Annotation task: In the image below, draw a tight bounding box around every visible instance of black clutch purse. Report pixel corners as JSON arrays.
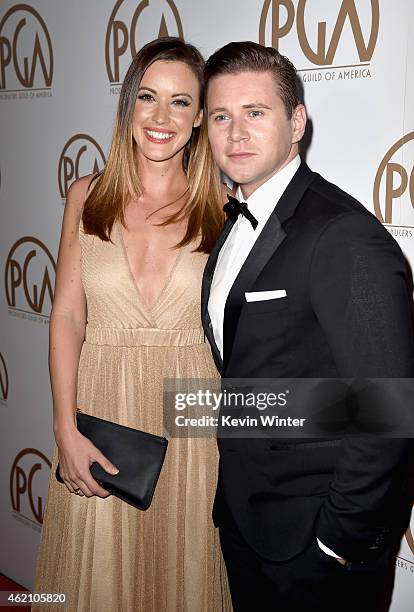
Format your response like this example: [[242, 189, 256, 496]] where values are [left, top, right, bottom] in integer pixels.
[[55, 412, 168, 510]]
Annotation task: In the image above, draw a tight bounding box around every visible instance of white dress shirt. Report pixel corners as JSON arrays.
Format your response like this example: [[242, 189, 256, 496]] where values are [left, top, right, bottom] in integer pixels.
[[208, 154, 344, 563], [208, 155, 300, 359]]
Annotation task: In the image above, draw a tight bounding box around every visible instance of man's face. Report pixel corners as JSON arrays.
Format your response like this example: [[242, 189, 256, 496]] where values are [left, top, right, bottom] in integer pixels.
[[207, 71, 306, 198]]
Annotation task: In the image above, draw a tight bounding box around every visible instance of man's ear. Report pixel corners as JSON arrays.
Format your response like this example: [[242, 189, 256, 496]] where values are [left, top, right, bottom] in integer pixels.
[[291, 104, 307, 144], [193, 108, 203, 128]]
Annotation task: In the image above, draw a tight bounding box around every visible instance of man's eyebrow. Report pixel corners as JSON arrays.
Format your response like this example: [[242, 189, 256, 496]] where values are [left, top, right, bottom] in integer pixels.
[[208, 107, 228, 116], [208, 102, 272, 116], [242, 103, 272, 110]]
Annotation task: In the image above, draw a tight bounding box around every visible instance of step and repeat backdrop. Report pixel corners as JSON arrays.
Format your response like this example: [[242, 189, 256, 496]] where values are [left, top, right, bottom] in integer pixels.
[[0, 0, 413, 608]]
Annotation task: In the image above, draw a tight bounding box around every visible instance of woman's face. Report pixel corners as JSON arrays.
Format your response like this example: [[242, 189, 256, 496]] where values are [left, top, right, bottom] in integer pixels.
[[132, 59, 202, 163]]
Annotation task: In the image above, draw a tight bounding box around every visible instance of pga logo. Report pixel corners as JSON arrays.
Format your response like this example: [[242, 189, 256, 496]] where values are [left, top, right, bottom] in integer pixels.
[[5, 237, 55, 317], [10, 448, 51, 525], [106, 0, 183, 84], [58, 134, 106, 200], [373, 132, 414, 226], [0, 4, 53, 90], [259, 0, 379, 69]]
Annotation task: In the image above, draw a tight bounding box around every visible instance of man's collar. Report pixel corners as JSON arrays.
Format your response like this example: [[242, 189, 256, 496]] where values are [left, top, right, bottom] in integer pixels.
[[235, 155, 301, 226]]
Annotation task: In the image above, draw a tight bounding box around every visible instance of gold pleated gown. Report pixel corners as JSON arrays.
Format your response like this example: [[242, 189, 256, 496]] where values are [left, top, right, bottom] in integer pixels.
[[33, 221, 232, 612]]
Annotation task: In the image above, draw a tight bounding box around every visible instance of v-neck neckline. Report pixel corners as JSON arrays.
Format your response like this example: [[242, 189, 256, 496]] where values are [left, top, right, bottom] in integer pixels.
[[117, 221, 185, 313]]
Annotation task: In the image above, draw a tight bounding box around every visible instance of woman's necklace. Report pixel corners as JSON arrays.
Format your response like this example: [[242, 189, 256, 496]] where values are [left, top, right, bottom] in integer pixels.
[[144, 185, 190, 222]]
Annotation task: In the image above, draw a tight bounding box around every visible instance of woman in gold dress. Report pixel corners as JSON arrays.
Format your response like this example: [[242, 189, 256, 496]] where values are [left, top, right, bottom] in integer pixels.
[[34, 37, 231, 612]]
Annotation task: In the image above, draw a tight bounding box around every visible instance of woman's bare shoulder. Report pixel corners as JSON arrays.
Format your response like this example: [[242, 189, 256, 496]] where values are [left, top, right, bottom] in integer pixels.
[[65, 174, 99, 226], [67, 173, 97, 206]]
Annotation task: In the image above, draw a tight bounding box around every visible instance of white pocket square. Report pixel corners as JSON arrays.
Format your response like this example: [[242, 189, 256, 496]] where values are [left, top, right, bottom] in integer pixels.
[[245, 290, 287, 302]]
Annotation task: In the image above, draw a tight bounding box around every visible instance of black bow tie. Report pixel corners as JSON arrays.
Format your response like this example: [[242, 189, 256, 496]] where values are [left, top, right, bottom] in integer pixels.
[[223, 195, 258, 230]]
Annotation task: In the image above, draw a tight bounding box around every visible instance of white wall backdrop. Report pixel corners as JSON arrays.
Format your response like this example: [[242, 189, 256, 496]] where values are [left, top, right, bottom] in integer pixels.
[[0, 1, 413, 608]]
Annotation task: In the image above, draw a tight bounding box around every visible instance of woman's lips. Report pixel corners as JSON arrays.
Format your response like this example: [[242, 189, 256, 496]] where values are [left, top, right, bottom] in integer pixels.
[[144, 128, 176, 144]]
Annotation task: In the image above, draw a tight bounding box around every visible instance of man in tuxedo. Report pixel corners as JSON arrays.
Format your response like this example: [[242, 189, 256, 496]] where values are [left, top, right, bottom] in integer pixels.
[[202, 41, 414, 611]]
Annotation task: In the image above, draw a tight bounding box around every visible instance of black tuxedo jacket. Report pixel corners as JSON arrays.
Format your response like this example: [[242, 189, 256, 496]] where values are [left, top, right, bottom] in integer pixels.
[[201, 161, 414, 562]]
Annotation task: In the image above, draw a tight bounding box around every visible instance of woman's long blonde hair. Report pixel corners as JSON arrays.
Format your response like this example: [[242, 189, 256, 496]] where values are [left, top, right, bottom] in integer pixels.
[[82, 37, 223, 253]]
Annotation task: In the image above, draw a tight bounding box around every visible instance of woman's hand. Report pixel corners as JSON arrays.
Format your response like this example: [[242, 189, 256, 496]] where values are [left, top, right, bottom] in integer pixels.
[[56, 426, 119, 498]]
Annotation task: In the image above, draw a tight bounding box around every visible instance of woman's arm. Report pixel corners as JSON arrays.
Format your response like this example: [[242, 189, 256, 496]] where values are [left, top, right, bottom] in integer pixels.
[[50, 177, 88, 436], [51, 175, 118, 497]]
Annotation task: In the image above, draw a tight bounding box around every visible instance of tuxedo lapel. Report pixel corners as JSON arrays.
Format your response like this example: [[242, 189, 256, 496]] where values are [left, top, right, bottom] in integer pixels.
[[222, 161, 315, 370], [222, 213, 286, 369], [201, 219, 234, 372]]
